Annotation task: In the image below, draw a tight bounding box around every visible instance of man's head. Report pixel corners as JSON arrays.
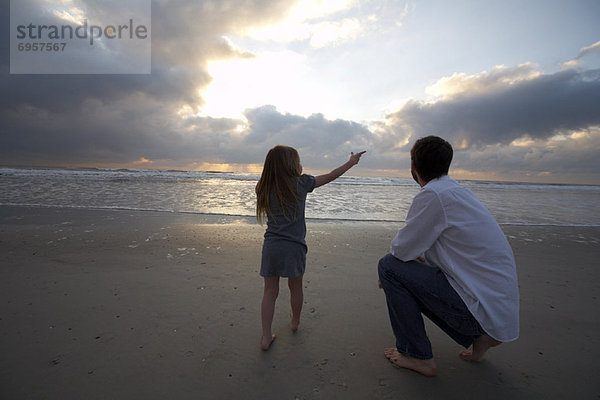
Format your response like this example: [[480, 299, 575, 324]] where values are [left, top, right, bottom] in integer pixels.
[[410, 136, 453, 185]]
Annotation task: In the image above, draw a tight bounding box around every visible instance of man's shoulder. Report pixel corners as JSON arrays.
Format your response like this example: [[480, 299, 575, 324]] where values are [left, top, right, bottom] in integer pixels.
[[423, 176, 479, 205], [423, 175, 461, 193]]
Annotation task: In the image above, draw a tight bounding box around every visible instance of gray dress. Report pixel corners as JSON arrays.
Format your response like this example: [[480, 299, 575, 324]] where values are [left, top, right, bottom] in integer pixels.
[[260, 174, 316, 277]]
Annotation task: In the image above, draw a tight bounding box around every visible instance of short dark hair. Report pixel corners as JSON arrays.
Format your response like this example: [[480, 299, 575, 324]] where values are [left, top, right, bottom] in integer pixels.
[[410, 136, 453, 182]]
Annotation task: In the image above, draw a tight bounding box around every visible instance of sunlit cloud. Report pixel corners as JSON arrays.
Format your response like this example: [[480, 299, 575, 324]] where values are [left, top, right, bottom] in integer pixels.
[[309, 18, 362, 48], [576, 39, 600, 59], [294, 0, 357, 19], [510, 137, 536, 147], [245, 18, 365, 49], [561, 59, 579, 69], [50, 7, 86, 25], [425, 63, 541, 100], [242, 0, 365, 48], [561, 40, 600, 70], [395, 3, 410, 27]]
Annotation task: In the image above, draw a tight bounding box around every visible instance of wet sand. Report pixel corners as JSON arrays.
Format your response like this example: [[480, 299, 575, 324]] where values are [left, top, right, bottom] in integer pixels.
[[1, 205, 599, 399]]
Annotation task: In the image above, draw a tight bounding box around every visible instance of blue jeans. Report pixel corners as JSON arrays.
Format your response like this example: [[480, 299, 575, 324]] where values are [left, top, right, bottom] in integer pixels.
[[378, 253, 485, 360]]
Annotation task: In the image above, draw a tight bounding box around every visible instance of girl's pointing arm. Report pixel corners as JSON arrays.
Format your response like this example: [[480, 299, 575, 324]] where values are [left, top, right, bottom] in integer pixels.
[[314, 151, 366, 188]]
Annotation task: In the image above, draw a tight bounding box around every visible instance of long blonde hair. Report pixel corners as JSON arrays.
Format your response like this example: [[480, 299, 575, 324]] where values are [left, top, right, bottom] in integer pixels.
[[256, 145, 302, 225]]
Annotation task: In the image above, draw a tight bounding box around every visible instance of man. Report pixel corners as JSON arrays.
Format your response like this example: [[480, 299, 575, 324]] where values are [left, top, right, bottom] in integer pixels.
[[378, 136, 519, 377]]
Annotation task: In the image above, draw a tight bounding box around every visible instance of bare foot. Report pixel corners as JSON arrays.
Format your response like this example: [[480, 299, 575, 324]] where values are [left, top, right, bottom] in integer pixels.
[[261, 334, 276, 351], [459, 335, 501, 362], [291, 311, 300, 333], [384, 348, 437, 377]]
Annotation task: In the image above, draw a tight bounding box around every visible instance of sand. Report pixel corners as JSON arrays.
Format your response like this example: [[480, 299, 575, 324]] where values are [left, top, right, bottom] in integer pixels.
[[1, 205, 599, 399]]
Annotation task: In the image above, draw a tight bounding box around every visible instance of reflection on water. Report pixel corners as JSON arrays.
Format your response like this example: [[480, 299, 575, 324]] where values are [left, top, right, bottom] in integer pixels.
[[1, 167, 599, 226]]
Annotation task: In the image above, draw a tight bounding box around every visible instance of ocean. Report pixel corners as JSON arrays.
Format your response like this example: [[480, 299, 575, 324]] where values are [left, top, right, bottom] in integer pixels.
[[1, 166, 599, 226]]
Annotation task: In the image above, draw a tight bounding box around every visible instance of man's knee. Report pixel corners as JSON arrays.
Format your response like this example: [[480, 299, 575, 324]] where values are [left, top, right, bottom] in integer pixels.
[[378, 253, 399, 280], [379, 253, 418, 285]]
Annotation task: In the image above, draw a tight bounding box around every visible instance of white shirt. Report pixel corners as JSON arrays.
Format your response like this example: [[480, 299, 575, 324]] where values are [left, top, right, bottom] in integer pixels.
[[391, 175, 519, 342]]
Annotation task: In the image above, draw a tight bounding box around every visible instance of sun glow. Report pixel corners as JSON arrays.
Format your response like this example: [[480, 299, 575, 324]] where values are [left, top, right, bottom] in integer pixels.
[[201, 50, 315, 119], [187, 162, 263, 174]]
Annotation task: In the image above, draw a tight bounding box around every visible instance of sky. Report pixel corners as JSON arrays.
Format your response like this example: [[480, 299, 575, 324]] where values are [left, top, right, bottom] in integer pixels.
[[1, 0, 600, 184]]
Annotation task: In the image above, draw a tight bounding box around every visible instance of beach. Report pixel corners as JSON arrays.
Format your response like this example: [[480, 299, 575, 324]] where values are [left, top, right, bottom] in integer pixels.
[[1, 205, 599, 399]]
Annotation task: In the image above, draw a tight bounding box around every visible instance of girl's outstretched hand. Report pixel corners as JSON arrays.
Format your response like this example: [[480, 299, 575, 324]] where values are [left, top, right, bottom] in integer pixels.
[[349, 151, 366, 166], [314, 150, 366, 188]]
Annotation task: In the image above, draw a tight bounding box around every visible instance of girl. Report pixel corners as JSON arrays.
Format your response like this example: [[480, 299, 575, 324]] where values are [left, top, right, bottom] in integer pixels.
[[256, 145, 365, 350]]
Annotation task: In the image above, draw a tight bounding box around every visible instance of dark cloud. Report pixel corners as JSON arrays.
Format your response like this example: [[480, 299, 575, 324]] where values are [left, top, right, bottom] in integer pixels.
[[450, 130, 600, 183], [0, 99, 373, 169], [386, 68, 600, 150], [243, 105, 371, 151]]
